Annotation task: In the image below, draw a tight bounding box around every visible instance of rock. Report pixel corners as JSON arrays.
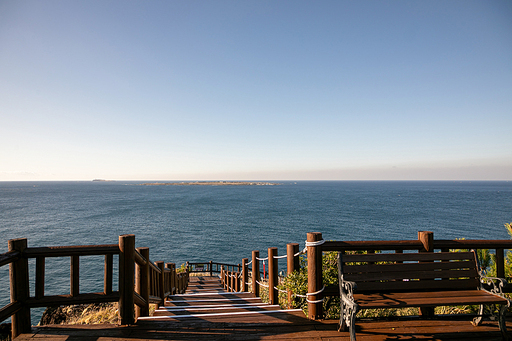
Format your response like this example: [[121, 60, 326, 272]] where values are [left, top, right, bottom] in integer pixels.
[[0, 323, 11, 341], [39, 306, 70, 325]]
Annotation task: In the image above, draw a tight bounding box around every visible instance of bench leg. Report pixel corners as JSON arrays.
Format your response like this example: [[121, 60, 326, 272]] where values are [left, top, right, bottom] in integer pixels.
[[472, 304, 485, 326], [499, 304, 509, 340], [339, 303, 358, 341], [338, 300, 347, 332], [349, 314, 357, 341]]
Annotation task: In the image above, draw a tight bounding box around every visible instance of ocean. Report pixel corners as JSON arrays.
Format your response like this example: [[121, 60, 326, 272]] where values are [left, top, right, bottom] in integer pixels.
[[1, 180, 511, 324]]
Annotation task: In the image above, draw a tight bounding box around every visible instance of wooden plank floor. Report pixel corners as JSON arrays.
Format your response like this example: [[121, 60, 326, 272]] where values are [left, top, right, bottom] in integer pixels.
[[16, 276, 512, 340]]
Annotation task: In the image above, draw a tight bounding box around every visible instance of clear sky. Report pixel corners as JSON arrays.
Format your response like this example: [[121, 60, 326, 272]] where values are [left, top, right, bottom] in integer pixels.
[[1, 1, 511, 181]]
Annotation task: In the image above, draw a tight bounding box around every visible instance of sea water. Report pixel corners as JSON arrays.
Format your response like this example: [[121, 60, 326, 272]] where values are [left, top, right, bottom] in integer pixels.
[[1, 180, 511, 324]]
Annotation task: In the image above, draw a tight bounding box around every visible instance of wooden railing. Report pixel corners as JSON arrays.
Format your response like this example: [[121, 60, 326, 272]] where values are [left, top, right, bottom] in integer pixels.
[[221, 244, 302, 308], [0, 234, 189, 339], [4, 230, 510, 337], [187, 261, 241, 276], [239, 231, 512, 321], [305, 231, 512, 320]]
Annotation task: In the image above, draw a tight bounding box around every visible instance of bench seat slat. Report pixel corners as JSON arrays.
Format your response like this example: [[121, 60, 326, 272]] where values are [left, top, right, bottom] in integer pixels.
[[355, 290, 508, 309], [345, 269, 479, 283], [343, 260, 476, 274], [342, 251, 475, 263], [354, 278, 480, 292]]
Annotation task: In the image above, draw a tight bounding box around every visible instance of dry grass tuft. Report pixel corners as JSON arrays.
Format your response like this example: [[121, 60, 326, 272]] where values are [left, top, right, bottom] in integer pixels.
[[39, 302, 159, 325]]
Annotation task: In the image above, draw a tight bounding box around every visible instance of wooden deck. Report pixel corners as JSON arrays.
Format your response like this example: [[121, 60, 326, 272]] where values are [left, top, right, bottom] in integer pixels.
[[15, 276, 511, 340]]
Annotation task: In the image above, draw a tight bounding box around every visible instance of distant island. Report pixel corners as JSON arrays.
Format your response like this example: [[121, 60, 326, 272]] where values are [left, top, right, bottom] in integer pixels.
[[92, 179, 116, 182], [139, 181, 280, 186]]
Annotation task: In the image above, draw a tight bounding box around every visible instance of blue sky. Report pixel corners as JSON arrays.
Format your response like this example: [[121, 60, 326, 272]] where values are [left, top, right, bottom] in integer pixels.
[[1, 1, 511, 181]]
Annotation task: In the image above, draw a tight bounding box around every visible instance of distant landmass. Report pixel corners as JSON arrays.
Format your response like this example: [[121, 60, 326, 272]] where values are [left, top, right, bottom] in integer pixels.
[[92, 179, 115, 182], [139, 181, 280, 186]]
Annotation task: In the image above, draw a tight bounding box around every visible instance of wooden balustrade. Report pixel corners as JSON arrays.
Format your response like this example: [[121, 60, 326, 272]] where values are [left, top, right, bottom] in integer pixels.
[[188, 261, 241, 275], [1, 234, 189, 339], [4, 230, 512, 339]]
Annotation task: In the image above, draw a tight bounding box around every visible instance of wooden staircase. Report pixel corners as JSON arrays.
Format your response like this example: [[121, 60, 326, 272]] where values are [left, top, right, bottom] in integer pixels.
[[138, 275, 301, 321]]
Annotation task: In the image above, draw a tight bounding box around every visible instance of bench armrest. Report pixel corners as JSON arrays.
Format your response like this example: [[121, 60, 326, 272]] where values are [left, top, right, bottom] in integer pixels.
[[339, 276, 358, 306], [480, 276, 509, 300]]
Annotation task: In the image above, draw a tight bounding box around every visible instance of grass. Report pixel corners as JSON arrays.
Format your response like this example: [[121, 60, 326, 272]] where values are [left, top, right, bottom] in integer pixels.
[[39, 302, 158, 325]]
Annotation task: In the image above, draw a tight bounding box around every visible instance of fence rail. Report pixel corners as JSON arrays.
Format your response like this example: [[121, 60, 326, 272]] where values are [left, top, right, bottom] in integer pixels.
[[4, 230, 512, 339], [187, 261, 241, 276], [1, 234, 189, 339]]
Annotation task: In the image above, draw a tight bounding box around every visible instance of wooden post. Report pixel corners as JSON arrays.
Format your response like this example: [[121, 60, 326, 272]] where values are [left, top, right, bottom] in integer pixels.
[[169, 263, 176, 294], [156, 261, 165, 306], [185, 267, 189, 290], [242, 258, 248, 292], [496, 248, 505, 278], [268, 247, 278, 305], [104, 254, 113, 295], [252, 250, 260, 297], [119, 234, 135, 325], [223, 267, 227, 289], [177, 271, 182, 294], [307, 232, 323, 320], [136, 247, 150, 318], [226, 269, 229, 290], [287, 243, 299, 308], [226, 267, 229, 290], [418, 231, 434, 252], [35, 256, 45, 299], [9, 238, 31, 338], [209, 260, 213, 277], [165, 262, 173, 295], [418, 231, 434, 317], [71, 255, 79, 297]]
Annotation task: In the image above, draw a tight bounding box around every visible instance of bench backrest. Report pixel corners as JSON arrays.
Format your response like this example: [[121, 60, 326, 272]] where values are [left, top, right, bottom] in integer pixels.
[[338, 251, 481, 293]]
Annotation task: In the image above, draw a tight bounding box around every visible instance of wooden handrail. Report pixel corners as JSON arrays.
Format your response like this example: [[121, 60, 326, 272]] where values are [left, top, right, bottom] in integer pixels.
[[434, 239, 512, 249], [323, 239, 512, 252], [149, 261, 161, 274], [133, 291, 146, 308], [188, 261, 241, 273], [323, 240, 423, 251], [26, 292, 120, 308], [24, 244, 119, 257], [0, 250, 20, 267], [134, 249, 147, 266], [0, 301, 22, 323]]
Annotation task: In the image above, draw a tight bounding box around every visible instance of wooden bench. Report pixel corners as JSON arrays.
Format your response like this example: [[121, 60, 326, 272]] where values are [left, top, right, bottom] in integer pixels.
[[337, 250, 511, 340]]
